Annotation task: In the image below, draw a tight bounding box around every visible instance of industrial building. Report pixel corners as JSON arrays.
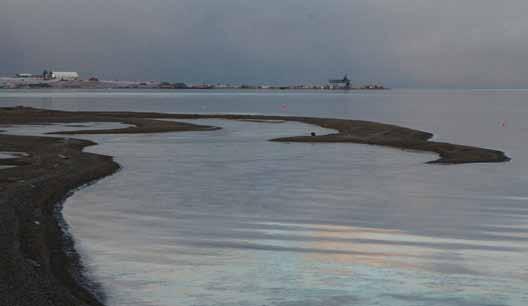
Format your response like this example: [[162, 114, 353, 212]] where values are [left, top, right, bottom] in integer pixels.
[[329, 74, 352, 89], [51, 71, 80, 80]]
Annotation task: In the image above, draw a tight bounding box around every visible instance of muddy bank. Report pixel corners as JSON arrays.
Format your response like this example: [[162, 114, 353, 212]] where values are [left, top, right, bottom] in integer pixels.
[[0, 109, 217, 306], [1, 106, 510, 164], [0, 106, 510, 306]]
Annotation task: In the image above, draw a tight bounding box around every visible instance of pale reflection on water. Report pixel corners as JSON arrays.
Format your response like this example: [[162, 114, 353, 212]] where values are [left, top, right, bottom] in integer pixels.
[[2, 110, 528, 305], [34, 118, 524, 306]]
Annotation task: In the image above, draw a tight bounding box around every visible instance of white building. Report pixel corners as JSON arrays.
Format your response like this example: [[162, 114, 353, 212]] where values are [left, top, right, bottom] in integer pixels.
[[51, 72, 80, 80]]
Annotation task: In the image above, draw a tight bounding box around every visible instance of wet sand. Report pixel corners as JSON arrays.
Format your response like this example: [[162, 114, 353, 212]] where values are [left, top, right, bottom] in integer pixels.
[[0, 106, 510, 306]]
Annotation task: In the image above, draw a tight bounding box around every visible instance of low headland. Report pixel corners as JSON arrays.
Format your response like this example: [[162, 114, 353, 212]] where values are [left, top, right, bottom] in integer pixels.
[[0, 107, 509, 306], [0, 77, 385, 90]]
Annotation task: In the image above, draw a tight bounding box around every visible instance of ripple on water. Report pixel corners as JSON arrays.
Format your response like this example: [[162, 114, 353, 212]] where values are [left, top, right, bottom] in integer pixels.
[[3, 117, 527, 306]]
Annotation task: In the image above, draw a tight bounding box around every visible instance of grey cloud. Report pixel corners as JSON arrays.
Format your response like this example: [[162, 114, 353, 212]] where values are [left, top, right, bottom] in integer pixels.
[[2, 0, 528, 88]]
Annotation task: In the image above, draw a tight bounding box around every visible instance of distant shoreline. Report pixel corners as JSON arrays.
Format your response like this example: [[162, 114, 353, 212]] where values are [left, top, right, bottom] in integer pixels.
[[0, 107, 508, 306], [0, 77, 387, 90]]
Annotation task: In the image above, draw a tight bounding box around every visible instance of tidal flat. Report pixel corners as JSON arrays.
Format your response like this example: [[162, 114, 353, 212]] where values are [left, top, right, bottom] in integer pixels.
[[0, 101, 518, 306]]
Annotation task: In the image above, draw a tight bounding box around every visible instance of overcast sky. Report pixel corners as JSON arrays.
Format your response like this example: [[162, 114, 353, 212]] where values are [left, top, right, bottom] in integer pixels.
[[2, 0, 527, 88]]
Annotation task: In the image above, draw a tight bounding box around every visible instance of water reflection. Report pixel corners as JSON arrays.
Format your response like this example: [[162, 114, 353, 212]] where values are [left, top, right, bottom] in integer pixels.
[[3, 116, 527, 305]]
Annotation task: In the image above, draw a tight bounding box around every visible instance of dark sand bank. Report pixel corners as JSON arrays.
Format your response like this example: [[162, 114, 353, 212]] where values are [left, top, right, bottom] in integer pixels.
[[2, 106, 510, 164], [0, 106, 510, 306]]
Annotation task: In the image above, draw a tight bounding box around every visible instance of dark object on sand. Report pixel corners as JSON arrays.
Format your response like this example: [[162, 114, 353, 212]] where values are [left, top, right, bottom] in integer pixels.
[[311, 132, 316, 136]]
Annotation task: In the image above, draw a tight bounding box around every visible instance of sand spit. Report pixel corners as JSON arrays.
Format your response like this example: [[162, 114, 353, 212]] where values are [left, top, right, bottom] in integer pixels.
[[24, 107, 508, 164], [0, 106, 509, 306]]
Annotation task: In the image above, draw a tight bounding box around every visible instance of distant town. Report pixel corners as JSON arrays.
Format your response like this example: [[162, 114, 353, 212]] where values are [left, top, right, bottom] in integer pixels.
[[0, 70, 386, 90]]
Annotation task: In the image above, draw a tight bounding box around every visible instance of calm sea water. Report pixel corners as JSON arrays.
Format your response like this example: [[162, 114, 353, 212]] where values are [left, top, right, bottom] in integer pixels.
[[1, 90, 527, 306]]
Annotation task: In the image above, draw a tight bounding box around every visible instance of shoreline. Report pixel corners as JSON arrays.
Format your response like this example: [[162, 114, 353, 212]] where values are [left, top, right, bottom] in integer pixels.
[[0, 107, 510, 306], [0, 78, 386, 90]]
